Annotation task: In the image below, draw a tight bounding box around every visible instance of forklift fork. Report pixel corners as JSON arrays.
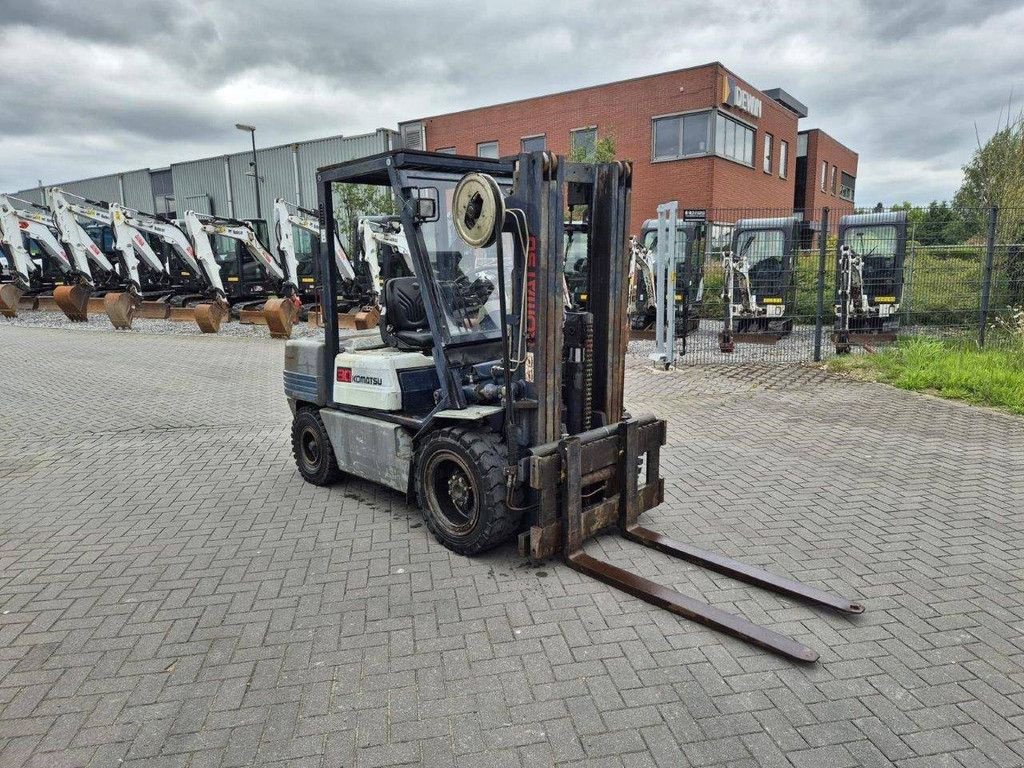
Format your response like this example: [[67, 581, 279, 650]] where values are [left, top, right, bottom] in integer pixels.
[[541, 418, 863, 663]]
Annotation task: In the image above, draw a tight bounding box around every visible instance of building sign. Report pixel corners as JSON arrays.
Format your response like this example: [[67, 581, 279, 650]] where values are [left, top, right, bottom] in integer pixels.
[[721, 76, 762, 119], [683, 209, 707, 222]]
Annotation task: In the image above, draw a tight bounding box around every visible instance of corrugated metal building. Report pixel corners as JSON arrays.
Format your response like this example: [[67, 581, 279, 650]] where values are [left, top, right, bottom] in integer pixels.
[[11, 168, 156, 212], [11, 128, 397, 252]]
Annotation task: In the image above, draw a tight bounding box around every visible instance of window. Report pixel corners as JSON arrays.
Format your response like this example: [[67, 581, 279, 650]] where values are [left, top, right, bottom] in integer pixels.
[[840, 172, 855, 201], [846, 224, 896, 258], [797, 133, 808, 157], [651, 111, 712, 161], [831, 165, 837, 194], [714, 113, 755, 166], [570, 127, 597, 158], [521, 134, 546, 152], [476, 141, 499, 159], [763, 133, 773, 174], [436, 146, 456, 154], [820, 160, 828, 191], [779, 140, 788, 179], [735, 229, 785, 268]]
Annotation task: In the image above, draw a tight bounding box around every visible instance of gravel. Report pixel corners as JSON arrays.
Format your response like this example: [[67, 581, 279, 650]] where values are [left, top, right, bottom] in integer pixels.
[[0, 309, 324, 340], [627, 322, 875, 365]]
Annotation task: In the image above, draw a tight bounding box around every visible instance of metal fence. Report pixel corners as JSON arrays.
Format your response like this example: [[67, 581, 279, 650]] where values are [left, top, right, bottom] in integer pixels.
[[628, 205, 1024, 365]]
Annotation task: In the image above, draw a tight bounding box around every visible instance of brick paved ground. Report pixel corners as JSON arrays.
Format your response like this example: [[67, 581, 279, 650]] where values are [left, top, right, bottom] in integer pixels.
[[1, 325, 1023, 768]]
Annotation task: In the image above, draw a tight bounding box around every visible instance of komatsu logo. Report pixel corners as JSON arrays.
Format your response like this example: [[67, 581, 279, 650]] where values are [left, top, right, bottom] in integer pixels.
[[338, 367, 383, 386]]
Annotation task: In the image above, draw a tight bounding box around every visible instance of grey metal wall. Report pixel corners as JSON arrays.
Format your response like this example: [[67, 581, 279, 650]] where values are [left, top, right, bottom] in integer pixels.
[[170, 128, 396, 253], [8, 127, 397, 255], [12, 169, 155, 211]]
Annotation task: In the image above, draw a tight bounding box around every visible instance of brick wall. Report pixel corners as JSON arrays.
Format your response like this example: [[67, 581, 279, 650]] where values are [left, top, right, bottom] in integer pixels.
[[799, 129, 858, 231], [408, 63, 801, 233]]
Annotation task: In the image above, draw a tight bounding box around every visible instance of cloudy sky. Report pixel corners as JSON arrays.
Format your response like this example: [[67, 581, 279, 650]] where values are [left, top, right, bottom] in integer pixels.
[[1, 0, 1021, 205]]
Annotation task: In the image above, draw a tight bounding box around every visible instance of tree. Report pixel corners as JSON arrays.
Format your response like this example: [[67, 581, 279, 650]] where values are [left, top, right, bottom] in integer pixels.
[[331, 183, 396, 249], [953, 111, 1024, 241], [570, 135, 617, 163], [954, 111, 1024, 303]]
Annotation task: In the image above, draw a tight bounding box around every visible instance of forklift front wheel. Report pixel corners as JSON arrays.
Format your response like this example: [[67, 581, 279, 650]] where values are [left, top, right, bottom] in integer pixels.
[[415, 427, 520, 555], [291, 408, 342, 486]]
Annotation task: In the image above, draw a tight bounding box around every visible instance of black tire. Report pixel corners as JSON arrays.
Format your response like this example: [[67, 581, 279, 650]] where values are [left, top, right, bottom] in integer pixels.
[[414, 427, 520, 555], [291, 408, 342, 486]]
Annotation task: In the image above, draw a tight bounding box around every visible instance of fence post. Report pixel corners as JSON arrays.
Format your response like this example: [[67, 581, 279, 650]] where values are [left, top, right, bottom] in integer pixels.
[[813, 208, 830, 362], [978, 206, 998, 348]]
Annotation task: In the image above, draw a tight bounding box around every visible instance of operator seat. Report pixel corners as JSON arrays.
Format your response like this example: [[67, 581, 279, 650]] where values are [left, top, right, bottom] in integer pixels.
[[381, 277, 433, 351]]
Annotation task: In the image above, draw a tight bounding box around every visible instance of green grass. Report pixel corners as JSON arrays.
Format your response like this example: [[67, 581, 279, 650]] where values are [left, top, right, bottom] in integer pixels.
[[697, 248, 995, 325], [827, 336, 1024, 414]]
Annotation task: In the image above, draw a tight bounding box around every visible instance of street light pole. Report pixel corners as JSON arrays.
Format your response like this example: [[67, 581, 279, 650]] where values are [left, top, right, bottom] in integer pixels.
[[235, 123, 261, 220]]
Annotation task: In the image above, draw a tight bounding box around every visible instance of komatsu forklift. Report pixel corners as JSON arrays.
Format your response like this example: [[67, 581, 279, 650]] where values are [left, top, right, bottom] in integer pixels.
[[283, 149, 863, 662], [833, 211, 908, 353], [719, 215, 801, 352]]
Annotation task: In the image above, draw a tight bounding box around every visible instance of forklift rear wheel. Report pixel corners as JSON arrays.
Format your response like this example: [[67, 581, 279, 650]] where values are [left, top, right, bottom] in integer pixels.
[[415, 427, 520, 555], [291, 408, 342, 486]]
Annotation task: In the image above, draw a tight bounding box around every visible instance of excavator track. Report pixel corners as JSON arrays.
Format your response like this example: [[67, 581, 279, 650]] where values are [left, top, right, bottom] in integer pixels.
[[103, 292, 138, 330], [263, 297, 301, 339], [53, 285, 91, 321], [0, 284, 24, 318], [194, 302, 227, 333]]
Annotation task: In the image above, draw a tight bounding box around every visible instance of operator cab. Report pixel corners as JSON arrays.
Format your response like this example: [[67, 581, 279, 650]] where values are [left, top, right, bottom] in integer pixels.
[[719, 215, 800, 349], [320, 163, 514, 418], [81, 223, 124, 291], [833, 211, 908, 351], [635, 219, 705, 334], [212, 218, 276, 302]]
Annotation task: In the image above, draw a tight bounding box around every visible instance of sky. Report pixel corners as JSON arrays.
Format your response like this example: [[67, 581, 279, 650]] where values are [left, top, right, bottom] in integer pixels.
[[0, 0, 1021, 206]]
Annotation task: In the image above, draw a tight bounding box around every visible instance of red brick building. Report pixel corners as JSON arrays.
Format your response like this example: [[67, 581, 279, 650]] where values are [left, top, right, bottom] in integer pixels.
[[398, 62, 858, 234], [794, 129, 859, 230]]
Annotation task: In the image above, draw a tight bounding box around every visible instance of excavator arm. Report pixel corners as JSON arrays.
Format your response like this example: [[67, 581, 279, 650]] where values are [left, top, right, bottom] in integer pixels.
[[1, 196, 53, 288], [47, 188, 150, 293], [2, 197, 73, 274], [274, 198, 355, 282], [45, 189, 116, 287], [191, 214, 285, 286], [109, 204, 219, 292]]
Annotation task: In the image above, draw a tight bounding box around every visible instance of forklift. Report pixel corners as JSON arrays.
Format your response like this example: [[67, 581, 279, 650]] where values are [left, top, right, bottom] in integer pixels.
[[833, 211, 908, 353], [719, 215, 800, 352], [283, 150, 863, 662]]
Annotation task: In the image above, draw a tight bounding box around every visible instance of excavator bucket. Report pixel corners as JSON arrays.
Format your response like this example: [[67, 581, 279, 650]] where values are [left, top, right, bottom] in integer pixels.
[[139, 300, 171, 319], [263, 297, 301, 339], [193, 302, 227, 334], [103, 292, 138, 330], [52, 285, 91, 321], [339, 306, 380, 330], [0, 284, 24, 318]]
